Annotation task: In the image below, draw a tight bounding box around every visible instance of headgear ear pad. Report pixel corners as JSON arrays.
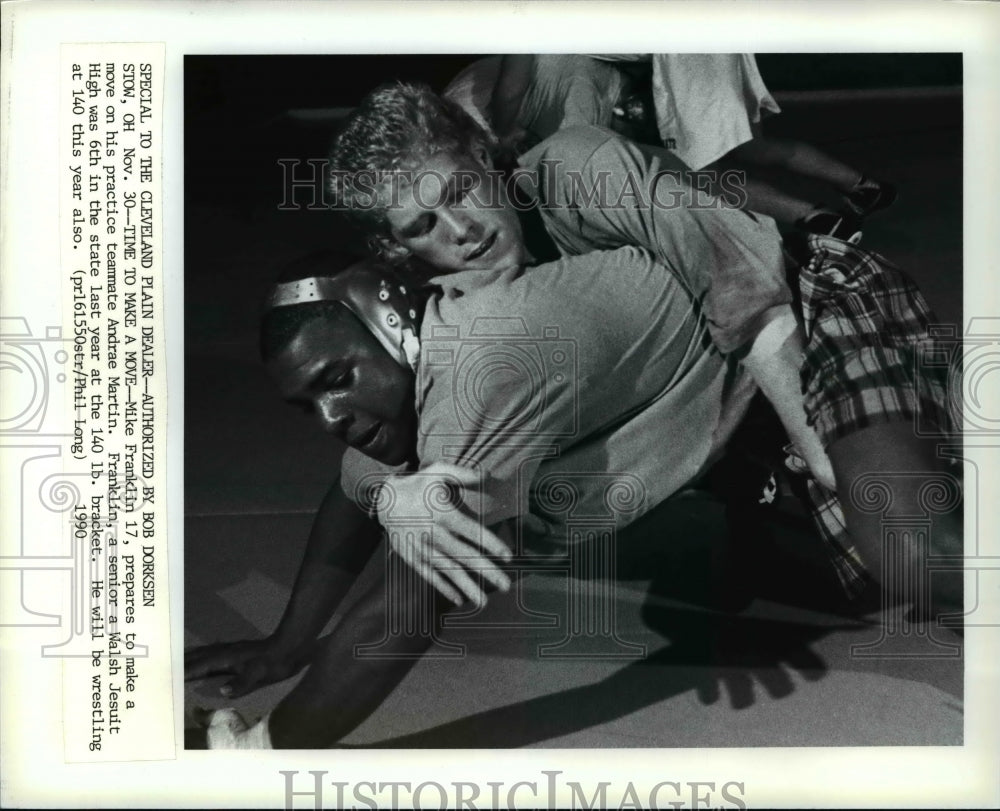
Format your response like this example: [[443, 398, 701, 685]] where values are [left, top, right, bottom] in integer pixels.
[[265, 261, 423, 371]]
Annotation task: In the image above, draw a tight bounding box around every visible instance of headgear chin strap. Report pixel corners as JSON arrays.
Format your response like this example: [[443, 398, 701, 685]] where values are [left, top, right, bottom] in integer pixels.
[[265, 263, 423, 372]]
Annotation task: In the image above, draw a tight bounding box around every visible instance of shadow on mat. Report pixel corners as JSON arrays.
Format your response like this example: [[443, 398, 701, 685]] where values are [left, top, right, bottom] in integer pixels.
[[343, 491, 877, 747], [351, 605, 857, 748]]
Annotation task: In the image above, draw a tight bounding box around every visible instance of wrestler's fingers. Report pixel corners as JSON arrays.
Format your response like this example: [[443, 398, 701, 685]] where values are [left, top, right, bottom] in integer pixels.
[[221, 670, 264, 699], [695, 671, 722, 706], [435, 553, 489, 607], [390, 523, 508, 593], [395, 525, 505, 603], [409, 537, 488, 607], [432, 528, 510, 593], [397, 532, 465, 606], [437, 510, 512, 561], [219, 661, 262, 698], [388, 528, 430, 563], [424, 460, 482, 489], [799, 444, 836, 491], [406, 544, 464, 606], [427, 568, 465, 607], [812, 455, 837, 492]]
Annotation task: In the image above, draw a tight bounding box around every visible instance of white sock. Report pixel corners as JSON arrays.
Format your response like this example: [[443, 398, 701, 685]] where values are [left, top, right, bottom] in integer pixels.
[[205, 708, 272, 749]]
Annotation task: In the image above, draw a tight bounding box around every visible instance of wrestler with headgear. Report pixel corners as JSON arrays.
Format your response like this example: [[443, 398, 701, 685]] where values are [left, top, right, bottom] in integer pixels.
[[190, 234, 769, 747], [190, 236, 961, 749], [188, 82, 961, 749]]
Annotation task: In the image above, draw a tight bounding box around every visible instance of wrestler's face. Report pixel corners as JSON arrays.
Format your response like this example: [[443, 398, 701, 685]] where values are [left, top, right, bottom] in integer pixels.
[[267, 309, 417, 466], [381, 150, 527, 274]]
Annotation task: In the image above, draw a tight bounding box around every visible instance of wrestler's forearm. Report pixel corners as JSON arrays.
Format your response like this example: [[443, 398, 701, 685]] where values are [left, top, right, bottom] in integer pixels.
[[269, 566, 447, 748], [741, 305, 835, 489], [270, 479, 382, 658]]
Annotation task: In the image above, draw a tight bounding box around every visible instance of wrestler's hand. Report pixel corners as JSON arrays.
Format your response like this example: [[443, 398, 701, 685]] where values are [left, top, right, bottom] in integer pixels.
[[792, 436, 836, 492], [185, 637, 311, 699], [376, 462, 513, 607], [742, 306, 837, 491]]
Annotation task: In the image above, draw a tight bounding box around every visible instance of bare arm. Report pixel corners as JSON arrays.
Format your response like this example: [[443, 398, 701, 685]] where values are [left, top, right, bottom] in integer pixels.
[[535, 129, 835, 485], [185, 477, 383, 696], [739, 309, 836, 489], [268, 552, 454, 747], [271, 476, 382, 649]]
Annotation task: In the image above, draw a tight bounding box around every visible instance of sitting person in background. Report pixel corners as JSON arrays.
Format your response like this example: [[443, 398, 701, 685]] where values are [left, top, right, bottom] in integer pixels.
[[445, 53, 896, 241], [643, 54, 896, 240]]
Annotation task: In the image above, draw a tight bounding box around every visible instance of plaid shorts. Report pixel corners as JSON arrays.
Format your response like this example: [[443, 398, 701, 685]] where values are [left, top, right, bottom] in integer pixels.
[[786, 234, 961, 598]]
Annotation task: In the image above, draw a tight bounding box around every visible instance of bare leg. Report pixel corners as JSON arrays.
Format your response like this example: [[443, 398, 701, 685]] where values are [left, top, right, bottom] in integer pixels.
[[705, 157, 856, 232], [735, 175, 819, 224], [730, 137, 864, 192], [827, 422, 963, 618]]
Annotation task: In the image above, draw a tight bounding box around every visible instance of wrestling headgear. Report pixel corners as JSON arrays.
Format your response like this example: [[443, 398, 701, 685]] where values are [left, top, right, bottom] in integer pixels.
[[265, 262, 423, 372]]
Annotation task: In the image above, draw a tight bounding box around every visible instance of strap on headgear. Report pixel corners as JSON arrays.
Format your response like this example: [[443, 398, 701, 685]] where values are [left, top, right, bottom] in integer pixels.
[[265, 263, 422, 372]]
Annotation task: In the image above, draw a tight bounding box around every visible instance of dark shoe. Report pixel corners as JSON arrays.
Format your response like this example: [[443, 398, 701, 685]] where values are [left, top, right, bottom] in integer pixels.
[[796, 207, 863, 244], [845, 175, 898, 218]]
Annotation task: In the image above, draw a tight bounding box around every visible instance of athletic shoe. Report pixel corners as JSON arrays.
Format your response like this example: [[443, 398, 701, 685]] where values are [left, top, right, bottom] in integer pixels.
[[845, 176, 898, 218], [796, 208, 863, 244]]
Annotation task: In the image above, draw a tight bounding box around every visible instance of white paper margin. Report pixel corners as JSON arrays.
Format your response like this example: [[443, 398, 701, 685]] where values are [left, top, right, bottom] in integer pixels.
[[1, 1, 998, 808]]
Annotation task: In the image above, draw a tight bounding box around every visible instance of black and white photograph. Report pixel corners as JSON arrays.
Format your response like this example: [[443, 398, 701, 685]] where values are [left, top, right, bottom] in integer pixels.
[[183, 52, 968, 754], [3, 1, 1000, 807]]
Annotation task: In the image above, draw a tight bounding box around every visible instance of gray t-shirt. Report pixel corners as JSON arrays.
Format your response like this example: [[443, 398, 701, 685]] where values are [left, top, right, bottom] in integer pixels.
[[342, 245, 755, 551], [518, 125, 792, 354]]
